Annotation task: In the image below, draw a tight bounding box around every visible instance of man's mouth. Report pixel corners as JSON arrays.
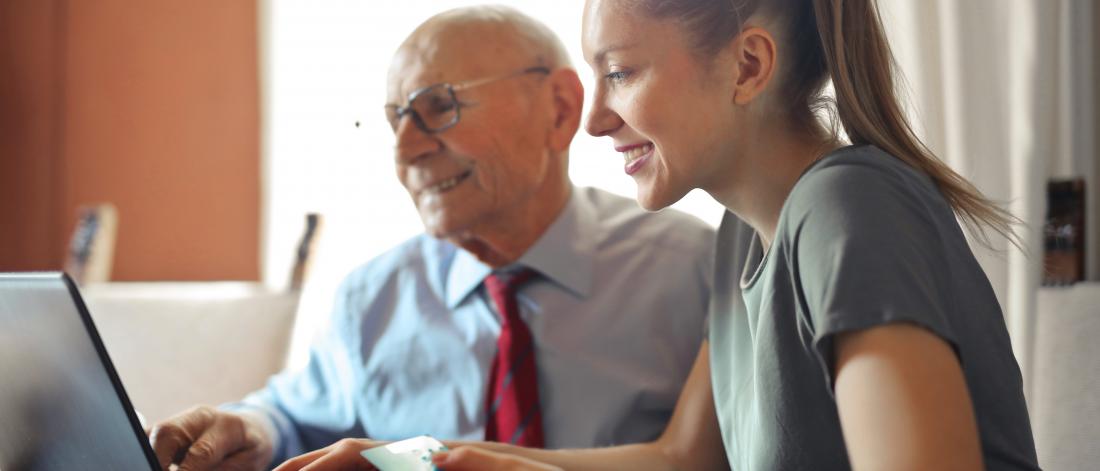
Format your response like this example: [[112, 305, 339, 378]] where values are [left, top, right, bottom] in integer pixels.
[[423, 169, 473, 194]]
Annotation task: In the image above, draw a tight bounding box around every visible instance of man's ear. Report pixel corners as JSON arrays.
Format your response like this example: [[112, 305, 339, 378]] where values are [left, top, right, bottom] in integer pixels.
[[726, 26, 777, 105], [546, 68, 584, 152]]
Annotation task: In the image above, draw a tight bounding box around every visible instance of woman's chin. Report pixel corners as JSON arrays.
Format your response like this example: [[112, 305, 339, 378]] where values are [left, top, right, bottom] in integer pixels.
[[635, 186, 680, 212]]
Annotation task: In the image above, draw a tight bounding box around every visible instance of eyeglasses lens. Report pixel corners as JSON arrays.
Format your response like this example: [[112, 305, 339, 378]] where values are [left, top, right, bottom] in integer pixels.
[[387, 84, 459, 133]]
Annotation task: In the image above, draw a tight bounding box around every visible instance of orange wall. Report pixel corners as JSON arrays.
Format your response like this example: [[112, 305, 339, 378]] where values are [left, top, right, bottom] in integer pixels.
[[0, 0, 65, 272], [1, 0, 259, 281]]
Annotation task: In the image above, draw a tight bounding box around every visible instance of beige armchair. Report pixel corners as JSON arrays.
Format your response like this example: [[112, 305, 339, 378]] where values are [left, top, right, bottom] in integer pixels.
[[82, 282, 299, 424]]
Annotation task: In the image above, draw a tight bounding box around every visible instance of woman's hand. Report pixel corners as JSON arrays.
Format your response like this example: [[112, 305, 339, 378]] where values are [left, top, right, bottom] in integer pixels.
[[431, 446, 564, 471], [272, 438, 385, 471], [273, 440, 561, 471]]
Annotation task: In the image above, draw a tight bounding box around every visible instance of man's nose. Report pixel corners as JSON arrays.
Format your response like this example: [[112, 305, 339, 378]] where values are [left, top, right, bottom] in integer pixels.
[[394, 115, 440, 164]]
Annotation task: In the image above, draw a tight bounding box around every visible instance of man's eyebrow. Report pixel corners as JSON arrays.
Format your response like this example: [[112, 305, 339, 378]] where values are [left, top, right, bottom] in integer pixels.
[[592, 42, 638, 64], [385, 80, 431, 107]]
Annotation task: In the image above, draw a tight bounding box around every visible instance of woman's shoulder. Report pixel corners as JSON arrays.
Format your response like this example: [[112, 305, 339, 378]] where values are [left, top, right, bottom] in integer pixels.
[[799, 144, 935, 194], [776, 144, 961, 255], [783, 145, 947, 222]]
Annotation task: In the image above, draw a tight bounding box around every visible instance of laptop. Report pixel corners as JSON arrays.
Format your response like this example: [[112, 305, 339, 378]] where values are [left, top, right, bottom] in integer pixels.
[[0, 272, 160, 470]]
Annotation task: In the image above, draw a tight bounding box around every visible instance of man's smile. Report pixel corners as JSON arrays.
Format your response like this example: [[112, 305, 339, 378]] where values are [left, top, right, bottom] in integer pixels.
[[422, 168, 474, 195]]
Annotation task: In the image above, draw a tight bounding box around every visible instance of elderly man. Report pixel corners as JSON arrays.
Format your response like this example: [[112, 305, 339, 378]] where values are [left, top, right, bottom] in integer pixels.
[[149, 6, 713, 471]]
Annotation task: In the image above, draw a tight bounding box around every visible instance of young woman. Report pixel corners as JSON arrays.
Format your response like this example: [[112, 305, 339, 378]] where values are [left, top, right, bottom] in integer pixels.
[[280, 0, 1041, 469], [435, 0, 1040, 468]]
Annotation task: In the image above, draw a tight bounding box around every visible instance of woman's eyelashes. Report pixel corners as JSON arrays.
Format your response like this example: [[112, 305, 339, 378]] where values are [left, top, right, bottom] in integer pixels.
[[604, 69, 631, 84]]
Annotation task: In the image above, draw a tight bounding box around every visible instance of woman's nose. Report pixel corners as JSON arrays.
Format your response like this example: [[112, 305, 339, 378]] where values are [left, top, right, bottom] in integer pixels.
[[584, 87, 623, 137]]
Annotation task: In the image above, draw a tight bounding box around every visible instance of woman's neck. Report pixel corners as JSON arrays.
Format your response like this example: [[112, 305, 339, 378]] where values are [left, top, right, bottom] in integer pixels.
[[706, 124, 838, 252]]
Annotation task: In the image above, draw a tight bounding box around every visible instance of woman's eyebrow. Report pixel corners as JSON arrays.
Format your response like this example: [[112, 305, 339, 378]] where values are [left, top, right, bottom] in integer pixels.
[[591, 42, 638, 64]]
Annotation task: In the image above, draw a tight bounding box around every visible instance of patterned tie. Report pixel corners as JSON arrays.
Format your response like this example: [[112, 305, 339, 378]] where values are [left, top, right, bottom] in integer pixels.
[[482, 268, 544, 448]]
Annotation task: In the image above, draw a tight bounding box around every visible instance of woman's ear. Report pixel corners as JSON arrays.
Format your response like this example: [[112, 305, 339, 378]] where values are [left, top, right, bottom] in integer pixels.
[[727, 26, 778, 105], [546, 68, 584, 152]]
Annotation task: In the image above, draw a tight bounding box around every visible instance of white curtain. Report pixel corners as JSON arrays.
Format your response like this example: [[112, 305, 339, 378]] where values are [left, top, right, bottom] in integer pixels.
[[880, 1, 1097, 467], [879, 0, 1096, 389]]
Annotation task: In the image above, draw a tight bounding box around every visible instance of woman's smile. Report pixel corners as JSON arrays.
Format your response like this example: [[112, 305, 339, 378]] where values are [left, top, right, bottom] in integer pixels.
[[616, 142, 654, 175]]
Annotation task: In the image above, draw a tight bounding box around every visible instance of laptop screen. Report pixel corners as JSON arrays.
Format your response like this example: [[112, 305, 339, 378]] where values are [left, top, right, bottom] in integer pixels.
[[0, 273, 158, 470]]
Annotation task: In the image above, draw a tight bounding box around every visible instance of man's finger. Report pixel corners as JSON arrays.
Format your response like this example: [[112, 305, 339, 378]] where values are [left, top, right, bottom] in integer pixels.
[[149, 406, 220, 469], [176, 427, 233, 471], [215, 448, 264, 471], [149, 422, 194, 470]]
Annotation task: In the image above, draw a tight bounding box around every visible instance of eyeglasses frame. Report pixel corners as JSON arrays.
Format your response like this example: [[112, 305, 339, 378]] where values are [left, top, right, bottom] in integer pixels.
[[386, 66, 552, 134]]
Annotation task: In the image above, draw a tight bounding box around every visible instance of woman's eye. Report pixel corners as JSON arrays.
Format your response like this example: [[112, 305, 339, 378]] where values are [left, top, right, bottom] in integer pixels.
[[605, 70, 630, 83]]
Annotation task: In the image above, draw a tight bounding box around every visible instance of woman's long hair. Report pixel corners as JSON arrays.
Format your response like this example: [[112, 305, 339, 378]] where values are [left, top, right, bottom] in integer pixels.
[[635, 0, 1020, 248]]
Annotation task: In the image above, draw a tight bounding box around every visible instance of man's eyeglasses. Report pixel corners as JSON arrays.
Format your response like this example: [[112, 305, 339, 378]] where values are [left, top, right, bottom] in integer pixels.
[[385, 66, 551, 134]]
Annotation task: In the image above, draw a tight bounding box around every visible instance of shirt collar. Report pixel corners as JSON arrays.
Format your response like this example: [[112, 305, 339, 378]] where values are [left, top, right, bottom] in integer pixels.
[[444, 186, 596, 309]]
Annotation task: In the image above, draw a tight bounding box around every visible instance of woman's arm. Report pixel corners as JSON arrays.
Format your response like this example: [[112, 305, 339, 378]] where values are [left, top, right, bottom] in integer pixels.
[[833, 323, 983, 471], [447, 342, 728, 471], [273, 344, 727, 471]]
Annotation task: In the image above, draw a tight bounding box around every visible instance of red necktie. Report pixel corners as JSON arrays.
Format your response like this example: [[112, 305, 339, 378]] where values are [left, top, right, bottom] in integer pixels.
[[483, 268, 545, 448]]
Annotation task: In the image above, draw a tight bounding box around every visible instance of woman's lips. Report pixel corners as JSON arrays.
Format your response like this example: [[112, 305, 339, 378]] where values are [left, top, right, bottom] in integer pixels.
[[618, 143, 654, 176]]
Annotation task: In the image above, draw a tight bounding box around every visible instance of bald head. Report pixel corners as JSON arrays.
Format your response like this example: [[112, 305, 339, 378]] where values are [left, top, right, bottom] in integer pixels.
[[409, 5, 569, 66], [388, 6, 571, 97]]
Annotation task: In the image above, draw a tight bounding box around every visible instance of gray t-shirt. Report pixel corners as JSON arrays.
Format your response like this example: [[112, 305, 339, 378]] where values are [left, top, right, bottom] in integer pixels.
[[708, 145, 1039, 470]]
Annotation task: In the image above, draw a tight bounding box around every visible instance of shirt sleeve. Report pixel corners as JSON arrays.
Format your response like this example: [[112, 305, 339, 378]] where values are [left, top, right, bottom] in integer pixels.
[[222, 276, 367, 465], [785, 161, 959, 392]]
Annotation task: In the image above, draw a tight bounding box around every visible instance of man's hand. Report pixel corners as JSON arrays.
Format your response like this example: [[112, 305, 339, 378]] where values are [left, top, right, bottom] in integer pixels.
[[431, 447, 563, 471], [148, 405, 274, 471], [272, 438, 383, 471]]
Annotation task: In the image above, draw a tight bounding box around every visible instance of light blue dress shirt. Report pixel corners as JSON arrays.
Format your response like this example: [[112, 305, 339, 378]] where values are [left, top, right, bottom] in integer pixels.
[[234, 187, 715, 464]]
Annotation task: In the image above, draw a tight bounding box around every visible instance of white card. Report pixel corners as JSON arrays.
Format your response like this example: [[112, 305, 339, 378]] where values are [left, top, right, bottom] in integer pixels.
[[360, 435, 448, 471]]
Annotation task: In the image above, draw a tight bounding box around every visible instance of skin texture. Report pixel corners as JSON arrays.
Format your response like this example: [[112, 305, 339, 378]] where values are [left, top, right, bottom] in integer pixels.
[[432, 447, 563, 471], [388, 8, 581, 267], [833, 324, 983, 470], [147, 406, 275, 471], [146, 6, 585, 471]]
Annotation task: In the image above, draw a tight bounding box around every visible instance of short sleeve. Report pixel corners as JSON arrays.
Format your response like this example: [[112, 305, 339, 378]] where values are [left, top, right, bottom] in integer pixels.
[[784, 160, 959, 390]]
